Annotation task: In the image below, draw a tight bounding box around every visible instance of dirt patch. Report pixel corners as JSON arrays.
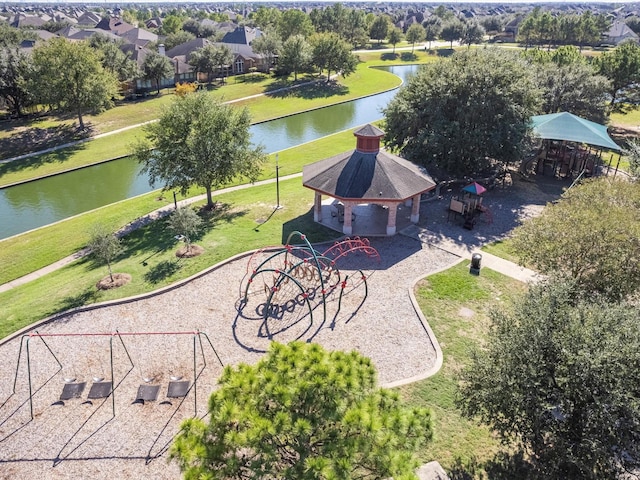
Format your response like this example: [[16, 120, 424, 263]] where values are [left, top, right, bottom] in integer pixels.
[[96, 273, 132, 290], [458, 307, 475, 318], [176, 244, 204, 258]]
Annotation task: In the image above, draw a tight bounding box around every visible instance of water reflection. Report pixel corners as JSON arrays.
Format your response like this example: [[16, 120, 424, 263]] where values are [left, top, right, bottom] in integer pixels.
[[0, 65, 418, 240]]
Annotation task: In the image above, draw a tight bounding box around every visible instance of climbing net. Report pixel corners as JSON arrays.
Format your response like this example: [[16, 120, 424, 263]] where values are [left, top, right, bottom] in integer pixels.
[[236, 231, 380, 349]]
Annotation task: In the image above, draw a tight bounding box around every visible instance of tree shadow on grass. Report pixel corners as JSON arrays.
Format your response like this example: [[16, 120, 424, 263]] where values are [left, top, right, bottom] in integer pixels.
[[0, 140, 89, 178], [400, 52, 418, 61], [266, 81, 348, 100], [380, 52, 400, 61], [448, 451, 534, 480], [280, 208, 341, 245], [0, 122, 93, 161], [144, 260, 181, 284], [55, 287, 101, 314]]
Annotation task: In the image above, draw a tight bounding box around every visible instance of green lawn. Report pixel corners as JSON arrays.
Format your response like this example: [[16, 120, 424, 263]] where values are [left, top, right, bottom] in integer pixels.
[[0, 127, 359, 285], [0, 177, 341, 339], [401, 262, 526, 475]]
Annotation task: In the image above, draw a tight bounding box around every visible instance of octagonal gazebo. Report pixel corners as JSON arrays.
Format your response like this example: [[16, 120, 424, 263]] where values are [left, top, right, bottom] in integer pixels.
[[303, 125, 436, 236]]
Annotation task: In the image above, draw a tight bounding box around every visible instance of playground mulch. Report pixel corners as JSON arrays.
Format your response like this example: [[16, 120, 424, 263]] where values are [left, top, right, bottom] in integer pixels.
[[0, 174, 566, 479]]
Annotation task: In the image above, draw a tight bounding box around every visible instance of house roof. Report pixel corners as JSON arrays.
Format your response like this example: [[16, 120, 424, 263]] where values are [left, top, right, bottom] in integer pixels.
[[165, 38, 211, 60], [606, 21, 639, 40], [120, 27, 158, 46], [221, 26, 261, 45], [96, 16, 134, 35], [303, 148, 435, 201]]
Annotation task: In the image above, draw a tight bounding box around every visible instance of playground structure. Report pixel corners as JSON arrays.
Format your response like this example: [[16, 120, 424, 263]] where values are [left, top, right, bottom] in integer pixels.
[[7, 330, 223, 421], [237, 231, 380, 348]]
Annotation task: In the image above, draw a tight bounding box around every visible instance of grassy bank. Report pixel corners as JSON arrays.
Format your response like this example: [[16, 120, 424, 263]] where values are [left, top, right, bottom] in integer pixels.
[[0, 127, 359, 285], [0, 54, 433, 187], [402, 262, 525, 475], [0, 177, 341, 339]]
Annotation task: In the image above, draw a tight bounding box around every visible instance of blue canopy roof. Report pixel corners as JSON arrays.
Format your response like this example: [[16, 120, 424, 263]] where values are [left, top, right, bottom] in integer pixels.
[[530, 112, 621, 151]]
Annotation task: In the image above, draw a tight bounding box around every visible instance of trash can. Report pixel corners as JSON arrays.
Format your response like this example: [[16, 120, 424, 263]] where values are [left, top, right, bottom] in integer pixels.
[[470, 253, 482, 275]]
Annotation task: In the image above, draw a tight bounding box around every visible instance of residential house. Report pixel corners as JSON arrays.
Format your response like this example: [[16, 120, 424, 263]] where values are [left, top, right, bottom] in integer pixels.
[[603, 21, 639, 45], [96, 16, 135, 36], [120, 27, 158, 48]]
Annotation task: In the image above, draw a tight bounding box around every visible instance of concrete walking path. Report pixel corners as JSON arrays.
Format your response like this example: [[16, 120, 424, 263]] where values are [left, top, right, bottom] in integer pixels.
[[0, 173, 302, 293]]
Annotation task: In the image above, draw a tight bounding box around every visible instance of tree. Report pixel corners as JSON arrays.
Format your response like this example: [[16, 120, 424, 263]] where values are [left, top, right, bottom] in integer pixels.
[[279, 34, 311, 81], [459, 279, 640, 479], [167, 206, 202, 253], [383, 49, 539, 177], [310, 32, 358, 82], [251, 6, 281, 33], [188, 45, 233, 83], [89, 35, 139, 82], [511, 177, 640, 302], [440, 19, 464, 48], [164, 31, 196, 51], [388, 27, 403, 54], [30, 38, 118, 130], [88, 224, 123, 283], [423, 17, 442, 49], [461, 21, 485, 48], [405, 23, 425, 53], [369, 15, 390, 45], [170, 341, 433, 479], [596, 40, 640, 110], [525, 46, 611, 123], [132, 92, 265, 209], [161, 14, 183, 35], [0, 46, 33, 117], [251, 31, 281, 73], [622, 138, 640, 177], [141, 50, 174, 94], [278, 8, 314, 41], [344, 9, 369, 48]]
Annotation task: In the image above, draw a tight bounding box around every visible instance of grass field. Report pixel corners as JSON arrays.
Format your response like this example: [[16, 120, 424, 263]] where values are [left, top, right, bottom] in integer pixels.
[[402, 262, 526, 475], [0, 177, 341, 339]]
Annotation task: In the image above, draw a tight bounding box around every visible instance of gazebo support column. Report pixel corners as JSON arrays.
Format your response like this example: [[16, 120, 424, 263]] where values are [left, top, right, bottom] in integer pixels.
[[410, 194, 421, 223], [386, 204, 398, 236], [313, 192, 322, 222], [343, 203, 353, 235]]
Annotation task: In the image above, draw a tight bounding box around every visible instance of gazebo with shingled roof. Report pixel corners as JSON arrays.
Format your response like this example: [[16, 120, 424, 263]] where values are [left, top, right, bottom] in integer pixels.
[[303, 124, 436, 236]]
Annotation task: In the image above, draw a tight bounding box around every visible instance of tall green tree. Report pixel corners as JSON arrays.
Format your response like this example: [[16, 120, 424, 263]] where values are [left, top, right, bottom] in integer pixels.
[[89, 34, 139, 82], [251, 6, 281, 33], [511, 177, 640, 301], [132, 92, 265, 209], [167, 206, 202, 253], [88, 224, 123, 283], [460, 279, 640, 479], [251, 31, 281, 73], [0, 46, 33, 117], [388, 27, 403, 54], [344, 9, 369, 48], [30, 38, 118, 130], [189, 44, 231, 84], [383, 49, 539, 177], [596, 40, 640, 110], [170, 341, 433, 479], [279, 34, 311, 81], [369, 15, 390, 45], [423, 17, 442, 49], [278, 8, 314, 41], [310, 32, 358, 82], [461, 21, 485, 48], [405, 23, 425, 53], [141, 50, 174, 94], [440, 19, 464, 48], [163, 31, 196, 51]]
